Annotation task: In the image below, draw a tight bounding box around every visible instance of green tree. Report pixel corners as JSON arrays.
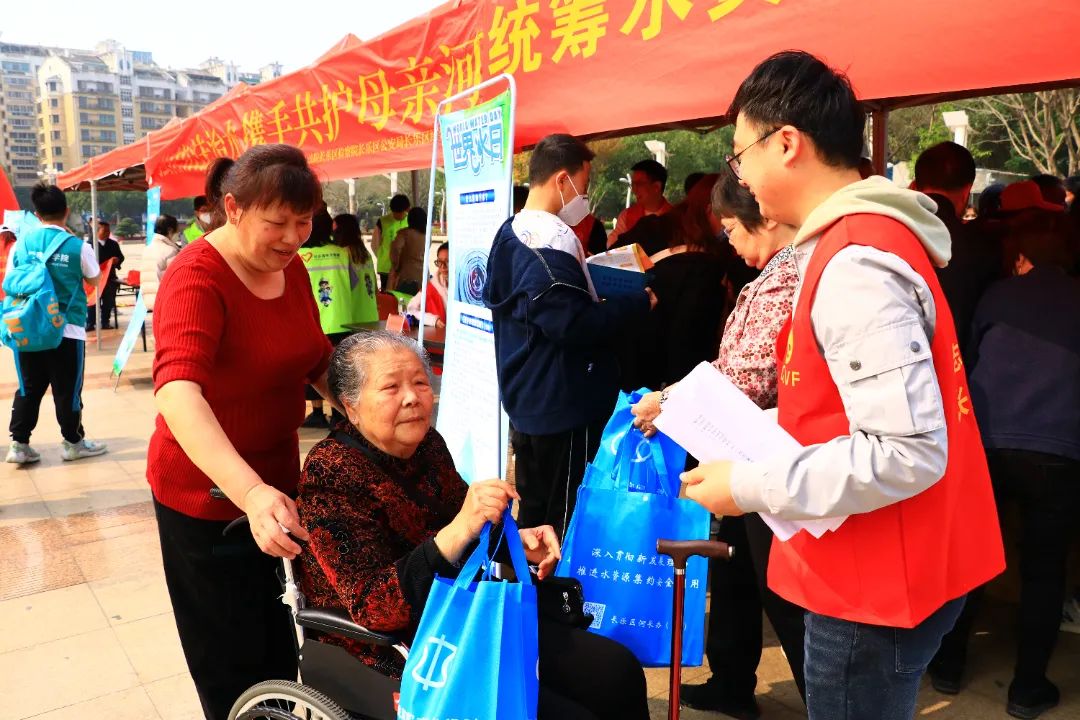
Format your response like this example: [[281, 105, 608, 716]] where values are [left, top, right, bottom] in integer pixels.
[[976, 90, 1080, 175], [115, 217, 142, 237]]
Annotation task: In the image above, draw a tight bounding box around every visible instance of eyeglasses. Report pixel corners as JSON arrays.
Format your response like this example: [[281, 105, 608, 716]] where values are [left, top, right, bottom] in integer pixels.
[[726, 127, 780, 179], [434, 259, 448, 269]]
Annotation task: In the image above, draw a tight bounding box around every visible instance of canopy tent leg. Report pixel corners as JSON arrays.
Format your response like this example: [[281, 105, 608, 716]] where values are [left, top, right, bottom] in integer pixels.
[[871, 109, 889, 177], [90, 179, 102, 351]]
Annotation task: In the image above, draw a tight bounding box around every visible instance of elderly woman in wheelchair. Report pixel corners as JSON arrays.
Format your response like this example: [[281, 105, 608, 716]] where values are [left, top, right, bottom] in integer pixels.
[[230, 331, 650, 720]]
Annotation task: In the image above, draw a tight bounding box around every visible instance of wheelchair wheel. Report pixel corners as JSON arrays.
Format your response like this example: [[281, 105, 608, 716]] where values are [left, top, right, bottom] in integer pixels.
[[228, 679, 351, 720]]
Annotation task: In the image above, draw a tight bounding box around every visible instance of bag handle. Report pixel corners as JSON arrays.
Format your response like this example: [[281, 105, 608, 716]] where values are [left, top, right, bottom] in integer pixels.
[[452, 506, 533, 590], [612, 426, 671, 496]]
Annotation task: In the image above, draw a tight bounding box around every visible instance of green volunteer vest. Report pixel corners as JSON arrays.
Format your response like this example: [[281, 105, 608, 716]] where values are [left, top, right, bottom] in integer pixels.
[[377, 212, 409, 274], [183, 221, 204, 244], [301, 245, 378, 333], [21, 226, 88, 329]]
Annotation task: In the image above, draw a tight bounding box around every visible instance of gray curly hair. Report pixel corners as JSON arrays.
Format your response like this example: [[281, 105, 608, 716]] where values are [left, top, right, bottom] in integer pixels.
[[327, 331, 431, 406]]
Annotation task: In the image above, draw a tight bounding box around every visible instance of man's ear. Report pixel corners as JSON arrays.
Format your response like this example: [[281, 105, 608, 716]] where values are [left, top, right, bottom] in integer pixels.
[[780, 125, 804, 168]]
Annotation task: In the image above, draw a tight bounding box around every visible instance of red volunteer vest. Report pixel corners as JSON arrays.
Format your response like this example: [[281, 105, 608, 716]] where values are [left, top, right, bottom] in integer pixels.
[[770, 214, 1004, 628]]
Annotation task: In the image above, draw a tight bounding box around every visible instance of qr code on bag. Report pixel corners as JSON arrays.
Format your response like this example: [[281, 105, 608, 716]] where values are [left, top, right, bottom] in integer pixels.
[[583, 602, 605, 630]]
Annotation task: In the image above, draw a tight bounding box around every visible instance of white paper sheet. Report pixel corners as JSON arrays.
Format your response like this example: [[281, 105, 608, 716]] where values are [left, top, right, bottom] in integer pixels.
[[653, 362, 847, 541]]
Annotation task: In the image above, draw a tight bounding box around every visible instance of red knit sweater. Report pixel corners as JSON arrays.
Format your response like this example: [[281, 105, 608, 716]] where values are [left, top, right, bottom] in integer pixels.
[[148, 240, 333, 521]]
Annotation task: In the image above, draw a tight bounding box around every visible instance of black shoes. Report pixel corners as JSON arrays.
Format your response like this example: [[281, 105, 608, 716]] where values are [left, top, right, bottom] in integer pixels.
[[301, 411, 329, 429], [1007, 679, 1060, 719], [927, 658, 963, 695], [679, 681, 761, 720]]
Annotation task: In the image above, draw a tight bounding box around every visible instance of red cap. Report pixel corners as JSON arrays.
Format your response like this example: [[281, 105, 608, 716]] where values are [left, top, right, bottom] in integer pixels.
[[999, 180, 1066, 213]]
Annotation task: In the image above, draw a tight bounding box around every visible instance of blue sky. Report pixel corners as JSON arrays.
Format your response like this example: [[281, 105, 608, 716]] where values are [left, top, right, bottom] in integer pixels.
[[0, 0, 446, 72]]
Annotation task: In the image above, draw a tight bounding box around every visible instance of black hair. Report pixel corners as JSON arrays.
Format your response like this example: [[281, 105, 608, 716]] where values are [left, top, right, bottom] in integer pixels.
[[98, 220, 111, 231], [512, 185, 529, 213], [437, 241, 449, 256], [632, 159, 668, 191], [31, 182, 67, 220], [1003, 210, 1075, 270], [915, 142, 976, 192], [711, 170, 766, 233], [303, 205, 333, 248], [683, 172, 705, 195], [154, 214, 179, 236], [1065, 175, 1080, 197], [193, 195, 208, 212], [207, 144, 322, 221], [528, 133, 595, 185], [1029, 174, 1067, 207], [332, 213, 370, 265], [407, 206, 427, 233], [389, 194, 411, 214], [729, 50, 865, 168], [978, 183, 1005, 218]]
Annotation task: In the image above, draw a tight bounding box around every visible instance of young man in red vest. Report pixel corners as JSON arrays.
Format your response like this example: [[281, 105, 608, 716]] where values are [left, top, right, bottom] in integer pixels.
[[682, 51, 1004, 719]]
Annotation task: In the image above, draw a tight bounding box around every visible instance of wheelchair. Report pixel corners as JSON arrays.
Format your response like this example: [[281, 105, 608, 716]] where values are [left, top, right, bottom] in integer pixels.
[[222, 516, 407, 720], [220, 512, 732, 720]]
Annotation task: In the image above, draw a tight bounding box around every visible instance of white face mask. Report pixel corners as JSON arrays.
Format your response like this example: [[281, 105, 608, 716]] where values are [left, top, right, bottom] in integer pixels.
[[198, 212, 213, 226], [557, 175, 590, 227]]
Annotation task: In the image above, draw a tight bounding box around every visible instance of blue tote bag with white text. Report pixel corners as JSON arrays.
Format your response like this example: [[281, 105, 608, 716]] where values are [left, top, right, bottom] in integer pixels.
[[398, 508, 539, 720], [557, 390, 711, 667]]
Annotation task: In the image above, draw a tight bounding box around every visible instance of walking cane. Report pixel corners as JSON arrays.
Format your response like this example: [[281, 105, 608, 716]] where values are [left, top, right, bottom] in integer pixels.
[[657, 539, 733, 720]]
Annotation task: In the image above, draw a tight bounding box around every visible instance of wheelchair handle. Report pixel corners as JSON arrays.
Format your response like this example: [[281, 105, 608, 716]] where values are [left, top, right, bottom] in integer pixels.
[[656, 539, 732, 571]]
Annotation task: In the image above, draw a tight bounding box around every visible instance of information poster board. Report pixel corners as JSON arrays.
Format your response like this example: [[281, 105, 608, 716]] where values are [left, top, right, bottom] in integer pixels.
[[434, 90, 513, 484]]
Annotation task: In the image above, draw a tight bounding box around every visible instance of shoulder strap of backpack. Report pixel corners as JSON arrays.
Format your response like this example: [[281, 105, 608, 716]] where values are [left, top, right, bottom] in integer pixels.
[[17, 227, 71, 266]]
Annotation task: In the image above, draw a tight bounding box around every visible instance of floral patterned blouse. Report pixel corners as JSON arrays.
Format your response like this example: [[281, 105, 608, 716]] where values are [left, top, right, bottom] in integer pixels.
[[713, 246, 799, 410]]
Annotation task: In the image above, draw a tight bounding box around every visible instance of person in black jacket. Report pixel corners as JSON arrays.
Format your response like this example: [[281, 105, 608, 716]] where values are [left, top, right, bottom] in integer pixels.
[[913, 142, 1000, 354], [484, 134, 654, 537], [930, 211, 1080, 717], [86, 220, 125, 330], [621, 173, 730, 391]]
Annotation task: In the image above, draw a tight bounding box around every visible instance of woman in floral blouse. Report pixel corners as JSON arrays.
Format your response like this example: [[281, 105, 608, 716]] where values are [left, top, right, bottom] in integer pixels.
[[631, 171, 807, 716]]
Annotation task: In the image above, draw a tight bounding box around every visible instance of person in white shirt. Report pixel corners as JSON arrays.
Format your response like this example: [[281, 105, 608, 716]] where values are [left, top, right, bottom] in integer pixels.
[[6, 183, 108, 464]]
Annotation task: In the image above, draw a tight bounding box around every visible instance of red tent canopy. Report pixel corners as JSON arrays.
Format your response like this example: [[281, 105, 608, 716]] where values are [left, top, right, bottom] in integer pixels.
[[62, 0, 1080, 199], [57, 84, 250, 193]]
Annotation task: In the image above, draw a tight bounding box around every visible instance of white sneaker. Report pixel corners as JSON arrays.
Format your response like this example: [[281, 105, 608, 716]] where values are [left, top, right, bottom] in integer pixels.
[[61, 438, 108, 461], [5, 442, 41, 465], [1062, 592, 1080, 635]]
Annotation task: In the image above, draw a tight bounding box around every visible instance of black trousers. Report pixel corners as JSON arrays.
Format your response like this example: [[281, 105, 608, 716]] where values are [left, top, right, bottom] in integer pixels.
[[537, 620, 650, 720], [154, 500, 297, 720], [511, 417, 606, 539], [10, 337, 86, 444], [87, 281, 118, 328], [706, 514, 807, 701], [933, 449, 1080, 691]]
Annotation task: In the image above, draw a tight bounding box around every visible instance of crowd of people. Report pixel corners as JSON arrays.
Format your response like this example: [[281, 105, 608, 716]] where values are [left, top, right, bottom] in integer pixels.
[[4, 45, 1080, 720]]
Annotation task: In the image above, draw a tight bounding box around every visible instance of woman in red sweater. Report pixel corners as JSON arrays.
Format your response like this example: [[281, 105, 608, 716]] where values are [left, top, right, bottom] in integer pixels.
[[149, 144, 335, 720]]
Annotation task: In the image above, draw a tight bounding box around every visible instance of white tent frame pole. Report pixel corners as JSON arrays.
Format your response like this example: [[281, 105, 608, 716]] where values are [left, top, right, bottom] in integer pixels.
[[90, 179, 102, 350]]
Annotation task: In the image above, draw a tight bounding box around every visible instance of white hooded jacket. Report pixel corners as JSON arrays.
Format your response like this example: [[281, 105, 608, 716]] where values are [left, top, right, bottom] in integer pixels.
[[729, 177, 954, 522]]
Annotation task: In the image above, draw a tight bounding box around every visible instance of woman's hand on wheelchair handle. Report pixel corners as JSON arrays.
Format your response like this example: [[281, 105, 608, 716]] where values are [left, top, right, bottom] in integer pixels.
[[243, 483, 309, 559], [520, 525, 561, 579]]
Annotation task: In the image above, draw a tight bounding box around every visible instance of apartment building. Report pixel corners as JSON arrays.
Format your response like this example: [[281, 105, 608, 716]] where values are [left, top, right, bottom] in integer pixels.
[[0, 40, 278, 188], [0, 43, 54, 186]]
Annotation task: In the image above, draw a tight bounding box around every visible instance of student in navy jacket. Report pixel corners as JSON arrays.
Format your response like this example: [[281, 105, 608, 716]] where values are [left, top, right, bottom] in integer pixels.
[[483, 134, 654, 537]]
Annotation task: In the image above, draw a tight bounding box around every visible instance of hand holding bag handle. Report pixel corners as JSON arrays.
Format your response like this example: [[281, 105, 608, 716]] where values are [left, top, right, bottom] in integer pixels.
[[452, 506, 534, 591]]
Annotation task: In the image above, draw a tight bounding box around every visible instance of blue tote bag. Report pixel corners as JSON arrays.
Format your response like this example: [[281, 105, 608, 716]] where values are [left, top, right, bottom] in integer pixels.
[[557, 390, 711, 667], [398, 508, 539, 720]]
